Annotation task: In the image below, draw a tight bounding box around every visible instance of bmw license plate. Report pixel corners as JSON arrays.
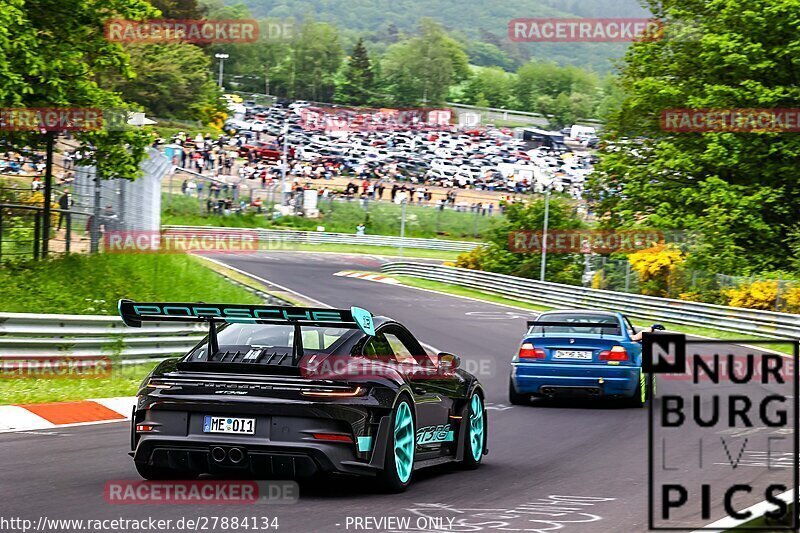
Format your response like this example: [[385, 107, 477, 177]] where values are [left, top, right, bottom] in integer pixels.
[[203, 416, 255, 435], [553, 350, 593, 360]]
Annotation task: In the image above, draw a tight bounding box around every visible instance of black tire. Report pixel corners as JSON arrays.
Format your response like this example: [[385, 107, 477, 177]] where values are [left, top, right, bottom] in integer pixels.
[[627, 372, 651, 408], [508, 377, 529, 405], [461, 392, 486, 470], [134, 462, 195, 480], [377, 396, 415, 493]]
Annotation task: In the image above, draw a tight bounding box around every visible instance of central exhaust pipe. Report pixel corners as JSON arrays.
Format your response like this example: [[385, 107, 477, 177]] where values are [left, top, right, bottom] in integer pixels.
[[211, 447, 226, 463], [228, 447, 245, 464]]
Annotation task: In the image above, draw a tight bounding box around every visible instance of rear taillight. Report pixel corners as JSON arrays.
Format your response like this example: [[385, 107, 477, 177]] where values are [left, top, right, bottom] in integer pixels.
[[519, 343, 546, 359], [599, 346, 628, 362], [312, 433, 354, 443]]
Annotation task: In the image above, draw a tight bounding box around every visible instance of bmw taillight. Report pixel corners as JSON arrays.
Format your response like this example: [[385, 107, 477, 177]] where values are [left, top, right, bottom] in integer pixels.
[[519, 343, 546, 359], [599, 346, 628, 362]]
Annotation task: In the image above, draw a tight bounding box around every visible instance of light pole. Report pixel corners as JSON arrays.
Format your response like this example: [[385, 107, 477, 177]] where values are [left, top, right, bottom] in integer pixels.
[[540, 185, 551, 282], [399, 197, 407, 258], [280, 122, 289, 206], [215, 53, 229, 89]]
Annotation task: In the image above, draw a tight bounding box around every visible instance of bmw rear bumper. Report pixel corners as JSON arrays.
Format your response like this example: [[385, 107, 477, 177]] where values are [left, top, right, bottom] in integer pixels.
[[511, 362, 640, 398]]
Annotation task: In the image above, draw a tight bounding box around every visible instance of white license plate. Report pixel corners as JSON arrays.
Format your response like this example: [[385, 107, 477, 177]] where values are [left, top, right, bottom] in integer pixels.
[[203, 416, 255, 435], [553, 350, 593, 360]]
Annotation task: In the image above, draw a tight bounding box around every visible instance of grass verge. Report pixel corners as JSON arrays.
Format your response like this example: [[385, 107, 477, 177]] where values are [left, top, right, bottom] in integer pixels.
[[163, 193, 497, 241], [0, 253, 262, 314], [0, 253, 262, 404]]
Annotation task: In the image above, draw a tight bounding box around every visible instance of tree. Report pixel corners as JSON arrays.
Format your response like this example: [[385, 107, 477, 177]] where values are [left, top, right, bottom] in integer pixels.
[[110, 43, 222, 122], [455, 198, 586, 284], [148, 0, 205, 19], [335, 38, 376, 105], [467, 42, 516, 71], [0, 0, 158, 180], [587, 0, 800, 274], [381, 19, 469, 105], [460, 66, 514, 109], [270, 21, 343, 101]]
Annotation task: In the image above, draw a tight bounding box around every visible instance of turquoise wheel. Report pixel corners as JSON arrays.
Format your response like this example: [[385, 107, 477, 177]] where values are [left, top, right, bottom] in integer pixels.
[[393, 401, 414, 483], [379, 398, 415, 492], [461, 392, 485, 469]]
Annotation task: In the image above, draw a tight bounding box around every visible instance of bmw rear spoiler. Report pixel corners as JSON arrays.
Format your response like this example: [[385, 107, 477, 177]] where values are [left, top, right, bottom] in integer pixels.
[[526, 320, 621, 338], [118, 299, 376, 362], [526, 321, 621, 329]]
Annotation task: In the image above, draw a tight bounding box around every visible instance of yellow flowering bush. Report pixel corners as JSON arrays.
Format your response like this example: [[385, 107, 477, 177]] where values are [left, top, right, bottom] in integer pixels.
[[724, 280, 779, 310], [627, 244, 685, 296], [628, 244, 685, 280]]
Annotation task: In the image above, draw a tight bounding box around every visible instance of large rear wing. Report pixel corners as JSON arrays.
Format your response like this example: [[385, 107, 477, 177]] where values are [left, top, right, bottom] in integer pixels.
[[118, 299, 376, 335], [119, 299, 376, 363]]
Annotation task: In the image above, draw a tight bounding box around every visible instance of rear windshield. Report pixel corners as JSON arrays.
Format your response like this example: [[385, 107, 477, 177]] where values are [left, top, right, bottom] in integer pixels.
[[529, 314, 621, 335], [222, 324, 353, 352], [189, 324, 355, 359]]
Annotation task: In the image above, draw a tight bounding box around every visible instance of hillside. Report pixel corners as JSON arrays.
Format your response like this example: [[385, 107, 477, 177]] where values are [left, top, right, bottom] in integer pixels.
[[235, 0, 651, 72]]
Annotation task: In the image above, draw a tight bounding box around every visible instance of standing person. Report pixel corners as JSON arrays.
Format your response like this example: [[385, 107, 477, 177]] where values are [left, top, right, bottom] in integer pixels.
[[356, 223, 366, 236], [57, 190, 73, 230]]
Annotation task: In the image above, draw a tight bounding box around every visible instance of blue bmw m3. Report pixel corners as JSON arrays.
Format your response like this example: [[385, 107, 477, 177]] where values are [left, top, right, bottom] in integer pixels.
[[509, 310, 664, 407]]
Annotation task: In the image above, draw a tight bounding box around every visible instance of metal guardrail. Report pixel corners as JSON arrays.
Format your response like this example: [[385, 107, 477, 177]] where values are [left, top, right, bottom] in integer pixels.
[[0, 313, 205, 358], [446, 102, 604, 127], [162, 226, 481, 252], [380, 262, 800, 339]]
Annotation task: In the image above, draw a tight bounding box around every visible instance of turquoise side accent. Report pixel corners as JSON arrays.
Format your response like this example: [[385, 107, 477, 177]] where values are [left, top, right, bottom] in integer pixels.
[[351, 306, 376, 336], [445, 430, 454, 442], [357, 436, 373, 452]]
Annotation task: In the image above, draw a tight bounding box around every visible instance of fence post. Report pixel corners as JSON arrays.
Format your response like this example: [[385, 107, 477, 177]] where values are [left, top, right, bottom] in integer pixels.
[[90, 173, 101, 253], [624, 260, 631, 292], [33, 212, 41, 260], [65, 213, 71, 254]]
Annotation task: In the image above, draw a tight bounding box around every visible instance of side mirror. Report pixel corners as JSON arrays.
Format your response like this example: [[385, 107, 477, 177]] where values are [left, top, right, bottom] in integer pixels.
[[437, 352, 461, 372], [651, 324, 666, 331]]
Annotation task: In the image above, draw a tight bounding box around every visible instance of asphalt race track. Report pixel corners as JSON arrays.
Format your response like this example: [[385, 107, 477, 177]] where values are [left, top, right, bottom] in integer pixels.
[[0, 251, 794, 533]]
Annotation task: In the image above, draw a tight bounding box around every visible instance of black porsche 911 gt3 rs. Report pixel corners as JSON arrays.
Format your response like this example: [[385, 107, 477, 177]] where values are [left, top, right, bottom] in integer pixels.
[[120, 299, 487, 492]]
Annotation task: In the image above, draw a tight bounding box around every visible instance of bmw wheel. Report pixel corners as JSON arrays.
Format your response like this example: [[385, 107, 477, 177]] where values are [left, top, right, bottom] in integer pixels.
[[378, 397, 415, 492], [628, 371, 649, 408], [461, 392, 485, 469], [508, 377, 529, 405]]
